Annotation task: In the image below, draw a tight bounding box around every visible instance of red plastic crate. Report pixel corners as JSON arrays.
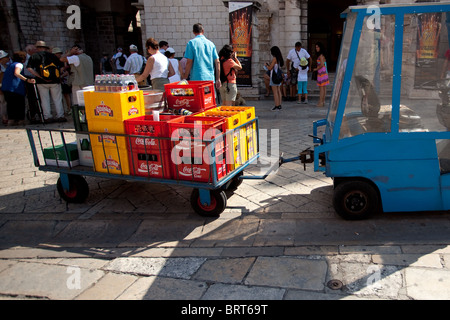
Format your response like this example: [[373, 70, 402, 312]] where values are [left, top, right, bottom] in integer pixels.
[[124, 114, 181, 151], [168, 115, 227, 182], [164, 81, 216, 112], [128, 147, 173, 179]]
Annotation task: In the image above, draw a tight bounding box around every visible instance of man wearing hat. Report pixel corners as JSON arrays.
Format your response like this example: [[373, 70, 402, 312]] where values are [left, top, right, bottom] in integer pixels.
[[26, 41, 66, 123], [124, 44, 147, 85], [0, 50, 11, 125]]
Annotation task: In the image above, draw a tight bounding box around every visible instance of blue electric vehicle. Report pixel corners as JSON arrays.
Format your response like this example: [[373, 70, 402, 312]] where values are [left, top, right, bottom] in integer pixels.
[[303, 2, 450, 219]]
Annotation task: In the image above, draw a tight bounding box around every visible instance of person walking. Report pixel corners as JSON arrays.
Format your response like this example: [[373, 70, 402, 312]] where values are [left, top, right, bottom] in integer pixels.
[[135, 38, 174, 91], [182, 23, 221, 90], [266, 46, 284, 111], [313, 42, 329, 107], [26, 41, 66, 123], [2, 51, 36, 125], [218, 44, 242, 106]]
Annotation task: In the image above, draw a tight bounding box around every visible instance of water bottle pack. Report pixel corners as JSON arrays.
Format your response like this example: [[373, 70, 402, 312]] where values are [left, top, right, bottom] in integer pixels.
[[94, 74, 139, 93]]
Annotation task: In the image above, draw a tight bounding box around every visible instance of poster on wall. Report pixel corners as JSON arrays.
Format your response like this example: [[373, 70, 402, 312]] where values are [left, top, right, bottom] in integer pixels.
[[229, 2, 252, 86], [414, 12, 442, 88]]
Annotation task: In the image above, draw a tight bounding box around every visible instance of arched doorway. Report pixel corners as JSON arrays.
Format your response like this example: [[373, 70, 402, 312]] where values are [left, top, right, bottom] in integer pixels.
[[308, 0, 356, 72]]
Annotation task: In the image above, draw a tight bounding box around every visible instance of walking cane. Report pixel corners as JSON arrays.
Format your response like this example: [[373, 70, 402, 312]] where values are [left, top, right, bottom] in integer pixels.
[[32, 83, 45, 124]]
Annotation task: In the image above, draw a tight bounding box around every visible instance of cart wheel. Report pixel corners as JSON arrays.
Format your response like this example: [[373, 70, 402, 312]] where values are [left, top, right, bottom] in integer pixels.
[[226, 173, 243, 192], [190, 189, 227, 217], [333, 180, 379, 220], [57, 175, 89, 203]]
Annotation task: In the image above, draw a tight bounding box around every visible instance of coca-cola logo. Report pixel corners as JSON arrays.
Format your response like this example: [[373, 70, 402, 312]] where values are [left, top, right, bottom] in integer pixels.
[[173, 98, 194, 108], [137, 162, 161, 174], [134, 137, 157, 146], [179, 165, 207, 178], [94, 102, 113, 117]]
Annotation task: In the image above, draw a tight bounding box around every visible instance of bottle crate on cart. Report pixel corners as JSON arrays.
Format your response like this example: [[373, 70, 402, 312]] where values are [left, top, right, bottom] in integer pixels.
[[217, 106, 257, 160], [124, 114, 181, 179], [168, 116, 227, 182], [92, 144, 130, 176], [87, 119, 127, 149], [124, 114, 181, 152], [43, 142, 80, 167], [75, 134, 94, 167], [83, 90, 144, 122], [164, 81, 216, 113], [128, 147, 173, 179], [193, 110, 246, 172]]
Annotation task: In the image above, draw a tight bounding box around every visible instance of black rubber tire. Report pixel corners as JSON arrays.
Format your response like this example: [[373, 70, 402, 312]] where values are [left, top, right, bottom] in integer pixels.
[[226, 174, 243, 192], [56, 175, 89, 203], [190, 189, 227, 217], [333, 180, 379, 220]]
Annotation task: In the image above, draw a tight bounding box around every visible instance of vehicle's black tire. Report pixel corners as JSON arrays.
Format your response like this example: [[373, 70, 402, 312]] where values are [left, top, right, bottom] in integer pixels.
[[333, 180, 379, 220], [190, 189, 227, 217], [56, 175, 89, 203]]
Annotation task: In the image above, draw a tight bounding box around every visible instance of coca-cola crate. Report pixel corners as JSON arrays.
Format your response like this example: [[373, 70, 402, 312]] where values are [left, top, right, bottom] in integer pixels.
[[164, 81, 216, 112], [128, 147, 173, 179], [168, 116, 227, 182], [124, 114, 181, 152]]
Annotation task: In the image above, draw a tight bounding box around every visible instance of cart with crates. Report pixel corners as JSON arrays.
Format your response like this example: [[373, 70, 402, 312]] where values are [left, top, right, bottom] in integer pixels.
[[26, 80, 262, 217]]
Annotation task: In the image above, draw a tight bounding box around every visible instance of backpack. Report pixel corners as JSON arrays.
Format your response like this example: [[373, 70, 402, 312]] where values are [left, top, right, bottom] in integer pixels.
[[271, 65, 283, 85], [118, 54, 126, 67], [39, 62, 60, 81]]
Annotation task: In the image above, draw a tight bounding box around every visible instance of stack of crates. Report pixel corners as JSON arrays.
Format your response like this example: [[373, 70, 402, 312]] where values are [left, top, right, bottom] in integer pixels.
[[164, 81, 216, 113], [168, 116, 227, 182], [72, 105, 94, 166], [84, 90, 144, 175], [124, 114, 180, 179], [193, 106, 257, 173]]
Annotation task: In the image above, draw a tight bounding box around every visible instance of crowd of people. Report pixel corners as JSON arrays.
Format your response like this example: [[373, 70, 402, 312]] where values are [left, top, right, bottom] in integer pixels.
[[265, 41, 330, 111], [0, 41, 95, 125], [0, 23, 330, 126]]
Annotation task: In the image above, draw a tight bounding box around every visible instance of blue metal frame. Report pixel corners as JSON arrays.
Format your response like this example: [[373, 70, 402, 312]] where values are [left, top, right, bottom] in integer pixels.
[[314, 2, 450, 213], [26, 117, 261, 208]]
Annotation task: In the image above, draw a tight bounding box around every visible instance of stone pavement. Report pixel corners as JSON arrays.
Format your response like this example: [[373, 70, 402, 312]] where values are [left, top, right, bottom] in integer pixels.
[[1, 93, 450, 302]]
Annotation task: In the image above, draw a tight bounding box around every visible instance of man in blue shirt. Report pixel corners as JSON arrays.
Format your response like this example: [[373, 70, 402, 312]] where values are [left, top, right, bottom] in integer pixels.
[[183, 23, 221, 90]]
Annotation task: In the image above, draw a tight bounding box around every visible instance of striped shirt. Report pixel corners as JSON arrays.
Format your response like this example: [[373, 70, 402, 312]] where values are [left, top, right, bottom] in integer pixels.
[[124, 53, 146, 74]]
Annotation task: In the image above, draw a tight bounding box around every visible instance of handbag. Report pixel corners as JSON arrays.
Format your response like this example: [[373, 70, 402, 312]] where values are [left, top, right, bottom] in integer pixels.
[[290, 50, 301, 85], [312, 70, 318, 81]]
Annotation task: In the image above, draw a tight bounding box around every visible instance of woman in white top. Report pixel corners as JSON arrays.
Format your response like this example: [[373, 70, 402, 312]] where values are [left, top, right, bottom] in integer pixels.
[[136, 38, 174, 90], [164, 47, 181, 83]]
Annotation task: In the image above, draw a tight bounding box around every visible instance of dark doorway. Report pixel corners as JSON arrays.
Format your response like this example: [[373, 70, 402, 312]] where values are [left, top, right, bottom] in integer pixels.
[[308, 0, 356, 72]]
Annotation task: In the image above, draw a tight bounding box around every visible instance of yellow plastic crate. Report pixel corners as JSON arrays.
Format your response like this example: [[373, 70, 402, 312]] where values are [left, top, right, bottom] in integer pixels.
[[84, 91, 144, 122], [87, 119, 127, 149], [219, 106, 257, 160], [92, 145, 130, 175], [193, 109, 246, 171]]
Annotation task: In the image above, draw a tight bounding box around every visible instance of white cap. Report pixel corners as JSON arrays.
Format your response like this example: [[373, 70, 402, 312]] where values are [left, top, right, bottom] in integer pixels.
[[129, 44, 138, 51], [166, 47, 175, 54]]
